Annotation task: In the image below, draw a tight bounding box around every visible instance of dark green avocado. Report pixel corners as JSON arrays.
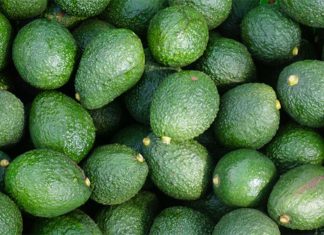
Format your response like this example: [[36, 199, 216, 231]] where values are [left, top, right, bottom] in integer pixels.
[[0, 13, 11, 71], [0, 0, 47, 20], [55, 0, 111, 17]]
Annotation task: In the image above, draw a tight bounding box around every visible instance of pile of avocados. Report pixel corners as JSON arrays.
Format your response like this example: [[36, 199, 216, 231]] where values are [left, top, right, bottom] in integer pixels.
[[0, 0, 324, 234]]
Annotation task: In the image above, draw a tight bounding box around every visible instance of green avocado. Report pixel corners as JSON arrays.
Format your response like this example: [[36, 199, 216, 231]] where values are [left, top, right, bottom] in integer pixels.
[[0, 0, 47, 20], [12, 19, 77, 89], [4, 149, 91, 218], [0, 90, 25, 148], [241, 5, 301, 64], [31, 209, 102, 235], [83, 144, 148, 205], [96, 191, 159, 235], [213, 208, 280, 235], [214, 83, 280, 149], [29, 91, 95, 163], [55, 0, 111, 17], [0, 192, 23, 235], [150, 70, 219, 141], [75, 28, 145, 110], [150, 206, 214, 235], [268, 165, 324, 230], [0, 13, 11, 71], [0, 151, 11, 191], [277, 60, 324, 128], [147, 5, 209, 67]]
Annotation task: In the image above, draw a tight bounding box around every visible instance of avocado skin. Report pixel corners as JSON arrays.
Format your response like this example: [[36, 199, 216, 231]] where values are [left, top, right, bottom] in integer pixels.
[[277, 60, 324, 128], [150, 70, 219, 141], [213, 149, 277, 207], [29, 91, 95, 163], [96, 191, 159, 235], [12, 19, 77, 90], [280, 0, 324, 28], [0, 192, 23, 235], [266, 123, 324, 173], [149, 206, 214, 235], [268, 165, 324, 230], [0, 90, 25, 148], [4, 149, 91, 218], [83, 144, 148, 205], [31, 209, 102, 235], [55, 0, 111, 17], [168, 0, 232, 30], [101, 0, 167, 35], [214, 83, 280, 149], [0, 13, 11, 71], [213, 208, 280, 235], [0, 0, 47, 20], [0, 151, 10, 191], [241, 5, 301, 64], [75, 28, 145, 110], [196, 37, 256, 87], [142, 133, 213, 200], [147, 6, 209, 67]]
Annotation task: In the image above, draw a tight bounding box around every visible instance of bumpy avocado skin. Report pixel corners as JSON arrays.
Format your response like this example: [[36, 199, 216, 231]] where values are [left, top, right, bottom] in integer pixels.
[[1, 0, 47, 20], [0, 13, 11, 71], [55, 0, 111, 17]]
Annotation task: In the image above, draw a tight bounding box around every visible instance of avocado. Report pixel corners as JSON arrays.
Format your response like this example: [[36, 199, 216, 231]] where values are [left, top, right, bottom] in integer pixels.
[[196, 36, 256, 87], [213, 149, 277, 207], [241, 5, 301, 64], [150, 206, 214, 235], [72, 19, 114, 51], [31, 209, 102, 235], [265, 123, 324, 173], [213, 208, 280, 235], [147, 5, 209, 67], [89, 100, 122, 137], [0, 13, 11, 71], [101, 0, 167, 35], [142, 133, 213, 200], [277, 60, 324, 128], [55, 0, 111, 17], [75, 28, 145, 110], [168, 0, 232, 30], [280, 0, 324, 28], [29, 91, 95, 163], [150, 70, 219, 141], [96, 191, 159, 235], [83, 144, 148, 205], [125, 50, 177, 125], [111, 124, 150, 153], [219, 0, 259, 39], [0, 151, 10, 191], [0, 192, 23, 235], [5, 149, 91, 217], [268, 165, 324, 230], [0, 0, 47, 20], [214, 83, 280, 149], [0, 90, 25, 148], [12, 19, 77, 89]]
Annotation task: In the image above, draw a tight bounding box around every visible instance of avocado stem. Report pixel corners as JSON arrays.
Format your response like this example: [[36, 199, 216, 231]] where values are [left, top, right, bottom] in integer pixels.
[[292, 47, 299, 56], [143, 137, 151, 146], [0, 159, 10, 167], [213, 175, 220, 187], [75, 93, 81, 101], [275, 100, 281, 110], [136, 154, 145, 163], [84, 177, 91, 187], [161, 136, 171, 144], [287, 75, 299, 86], [279, 214, 290, 224]]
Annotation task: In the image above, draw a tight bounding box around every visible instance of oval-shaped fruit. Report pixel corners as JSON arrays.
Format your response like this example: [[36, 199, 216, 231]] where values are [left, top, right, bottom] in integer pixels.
[[213, 208, 280, 235], [214, 83, 280, 149], [265, 123, 324, 173], [12, 19, 77, 89], [4, 149, 91, 218], [150, 70, 219, 141], [169, 0, 232, 30], [0, 13, 12, 71], [0, 192, 23, 235], [142, 133, 213, 200], [280, 0, 324, 28], [0, 151, 11, 191], [0, 0, 47, 20], [96, 191, 159, 235], [75, 28, 145, 110], [241, 5, 301, 64], [29, 91, 95, 163], [277, 60, 324, 128], [213, 149, 277, 207], [83, 144, 148, 205], [148, 6, 209, 67], [268, 165, 324, 230], [31, 210, 101, 235], [0, 90, 24, 148], [150, 206, 214, 235], [55, 0, 111, 17]]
